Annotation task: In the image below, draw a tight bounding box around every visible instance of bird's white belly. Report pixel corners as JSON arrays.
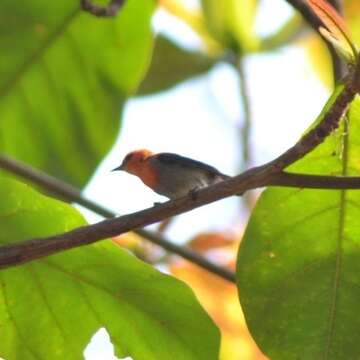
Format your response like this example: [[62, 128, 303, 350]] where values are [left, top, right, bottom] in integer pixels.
[[156, 169, 210, 199]]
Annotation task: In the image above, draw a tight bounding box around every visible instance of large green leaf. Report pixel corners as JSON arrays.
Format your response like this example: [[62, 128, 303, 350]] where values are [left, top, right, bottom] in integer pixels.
[[0, 0, 154, 187], [137, 35, 215, 96], [0, 177, 220, 360], [237, 91, 360, 359], [201, 0, 259, 52]]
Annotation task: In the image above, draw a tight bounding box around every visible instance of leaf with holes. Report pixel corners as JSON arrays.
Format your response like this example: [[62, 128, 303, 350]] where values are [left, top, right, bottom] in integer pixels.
[[237, 93, 360, 359], [0, 177, 220, 360], [0, 0, 154, 187]]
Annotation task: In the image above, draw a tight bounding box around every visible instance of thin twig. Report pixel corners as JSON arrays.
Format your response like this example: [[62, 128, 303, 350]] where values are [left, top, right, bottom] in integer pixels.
[[237, 58, 252, 167], [237, 57, 257, 209], [81, 0, 125, 17], [0, 155, 236, 283]]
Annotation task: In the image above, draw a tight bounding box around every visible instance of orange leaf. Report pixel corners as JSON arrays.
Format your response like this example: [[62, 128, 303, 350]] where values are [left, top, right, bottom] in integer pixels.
[[189, 232, 236, 252], [307, 0, 357, 61], [170, 259, 267, 360]]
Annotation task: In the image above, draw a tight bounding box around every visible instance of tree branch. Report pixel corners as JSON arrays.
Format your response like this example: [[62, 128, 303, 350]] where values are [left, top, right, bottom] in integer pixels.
[[237, 57, 257, 208], [0, 58, 359, 272], [81, 0, 125, 17], [2, 162, 360, 270], [0, 155, 236, 283], [271, 172, 360, 189], [268, 61, 360, 170], [237, 57, 252, 167], [0, 164, 272, 270]]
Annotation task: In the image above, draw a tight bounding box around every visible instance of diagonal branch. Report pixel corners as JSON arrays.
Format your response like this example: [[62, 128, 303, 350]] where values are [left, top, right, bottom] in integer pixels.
[[268, 59, 360, 171], [5, 156, 360, 280], [0, 58, 359, 272], [2, 163, 360, 271], [0, 164, 273, 270], [0, 155, 236, 283]]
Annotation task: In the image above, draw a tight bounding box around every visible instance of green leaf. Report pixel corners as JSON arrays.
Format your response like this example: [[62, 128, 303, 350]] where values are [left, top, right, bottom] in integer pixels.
[[0, 177, 220, 360], [237, 91, 360, 359], [0, 0, 154, 187], [137, 35, 215, 95], [201, 0, 259, 52]]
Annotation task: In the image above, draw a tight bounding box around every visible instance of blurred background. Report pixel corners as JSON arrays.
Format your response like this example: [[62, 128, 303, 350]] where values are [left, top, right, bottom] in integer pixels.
[[84, 0, 334, 358], [2, 0, 360, 358]]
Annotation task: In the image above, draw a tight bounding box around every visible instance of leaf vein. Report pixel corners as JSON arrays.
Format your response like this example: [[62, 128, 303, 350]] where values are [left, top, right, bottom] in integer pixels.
[[0, 273, 41, 360]]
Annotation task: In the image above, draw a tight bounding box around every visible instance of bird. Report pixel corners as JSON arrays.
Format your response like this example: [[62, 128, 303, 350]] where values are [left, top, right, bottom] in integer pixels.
[[112, 149, 232, 200]]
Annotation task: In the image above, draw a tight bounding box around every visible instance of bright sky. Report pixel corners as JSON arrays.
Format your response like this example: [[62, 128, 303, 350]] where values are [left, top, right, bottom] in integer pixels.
[[83, 0, 329, 358]]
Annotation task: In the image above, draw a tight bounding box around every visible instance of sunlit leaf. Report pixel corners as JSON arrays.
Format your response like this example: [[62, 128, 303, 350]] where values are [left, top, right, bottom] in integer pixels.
[[0, 177, 220, 360], [237, 88, 360, 358], [201, 0, 259, 52], [159, 0, 221, 53], [0, 0, 154, 187]]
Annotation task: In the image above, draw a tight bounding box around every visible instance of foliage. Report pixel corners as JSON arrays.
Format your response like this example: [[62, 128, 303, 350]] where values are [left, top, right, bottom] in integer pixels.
[[237, 94, 360, 359], [0, 0, 153, 187], [0, 0, 360, 359], [0, 177, 219, 360]]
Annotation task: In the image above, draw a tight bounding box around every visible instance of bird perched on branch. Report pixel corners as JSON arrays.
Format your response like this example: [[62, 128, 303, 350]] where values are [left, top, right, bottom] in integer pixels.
[[112, 149, 232, 200]]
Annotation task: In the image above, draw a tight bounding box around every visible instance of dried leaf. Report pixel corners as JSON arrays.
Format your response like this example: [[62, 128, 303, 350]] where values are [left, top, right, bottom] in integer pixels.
[[171, 259, 267, 360], [189, 232, 236, 252]]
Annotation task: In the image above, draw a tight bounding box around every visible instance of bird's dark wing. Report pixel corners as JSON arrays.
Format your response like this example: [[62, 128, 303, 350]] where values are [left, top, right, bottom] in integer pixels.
[[155, 153, 227, 178]]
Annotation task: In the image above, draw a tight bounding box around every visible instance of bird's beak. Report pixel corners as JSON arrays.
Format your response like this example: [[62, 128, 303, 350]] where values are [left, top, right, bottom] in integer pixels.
[[111, 164, 124, 172]]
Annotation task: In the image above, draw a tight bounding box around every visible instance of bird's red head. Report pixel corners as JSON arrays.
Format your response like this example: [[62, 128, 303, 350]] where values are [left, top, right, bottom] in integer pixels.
[[112, 149, 154, 176]]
